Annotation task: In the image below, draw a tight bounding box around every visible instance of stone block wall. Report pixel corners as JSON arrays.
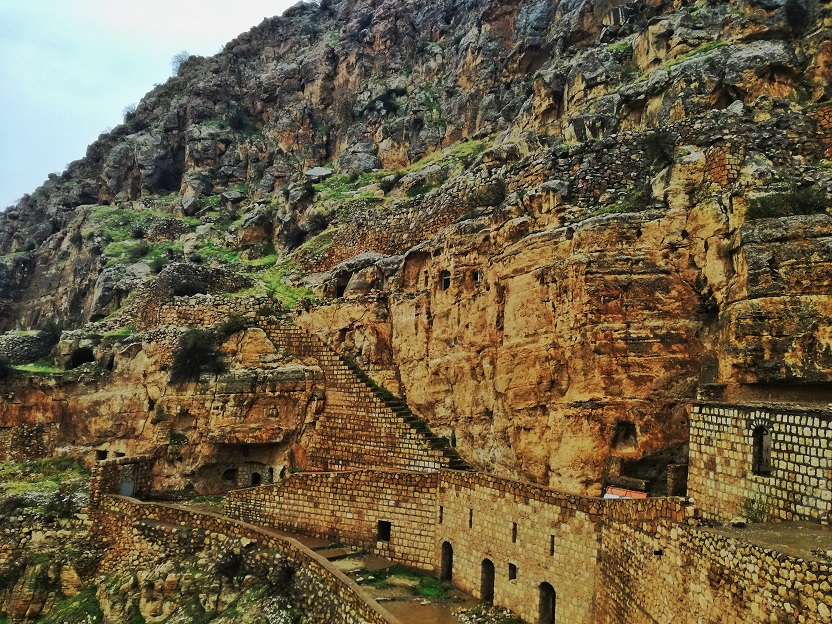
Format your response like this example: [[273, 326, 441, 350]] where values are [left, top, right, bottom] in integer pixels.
[[688, 403, 832, 524], [436, 471, 603, 624], [225, 468, 688, 624], [0, 423, 57, 461], [91, 495, 402, 624], [87, 455, 154, 510], [598, 518, 832, 624], [226, 470, 438, 569]]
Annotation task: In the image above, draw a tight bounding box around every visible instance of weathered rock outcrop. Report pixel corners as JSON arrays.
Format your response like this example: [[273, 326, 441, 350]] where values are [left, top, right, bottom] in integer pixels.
[[1, 0, 832, 493]]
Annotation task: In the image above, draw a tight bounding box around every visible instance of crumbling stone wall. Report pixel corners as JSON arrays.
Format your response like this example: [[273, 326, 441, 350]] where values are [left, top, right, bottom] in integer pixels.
[[226, 470, 438, 569], [0, 423, 57, 461], [151, 294, 275, 330], [91, 495, 401, 624], [688, 403, 832, 525], [598, 517, 832, 624], [0, 332, 53, 365]]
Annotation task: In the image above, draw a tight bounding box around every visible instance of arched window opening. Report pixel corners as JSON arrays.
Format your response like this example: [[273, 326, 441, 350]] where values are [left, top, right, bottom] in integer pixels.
[[439, 270, 451, 291], [251, 472, 262, 486], [222, 468, 238, 481], [752, 426, 772, 476]]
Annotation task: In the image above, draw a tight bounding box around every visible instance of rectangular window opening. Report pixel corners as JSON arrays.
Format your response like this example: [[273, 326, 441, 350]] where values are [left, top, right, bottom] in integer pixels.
[[95, 450, 108, 461], [439, 505, 444, 524], [550, 534, 555, 556], [377, 520, 392, 542], [468, 508, 473, 528], [512, 522, 517, 543], [508, 563, 517, 580]]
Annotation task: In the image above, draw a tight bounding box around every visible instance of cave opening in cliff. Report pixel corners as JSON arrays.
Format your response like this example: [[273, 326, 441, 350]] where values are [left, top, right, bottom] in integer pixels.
[[69, 347, 95, 369], [611, 420, 638, 451]]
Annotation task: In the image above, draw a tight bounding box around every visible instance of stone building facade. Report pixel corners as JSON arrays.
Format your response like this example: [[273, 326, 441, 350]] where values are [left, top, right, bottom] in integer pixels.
[[689, 403, 832, 525]]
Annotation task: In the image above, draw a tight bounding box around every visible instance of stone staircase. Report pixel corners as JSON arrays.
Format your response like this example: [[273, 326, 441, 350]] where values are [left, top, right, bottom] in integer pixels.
[[261, 320, 472, 473]]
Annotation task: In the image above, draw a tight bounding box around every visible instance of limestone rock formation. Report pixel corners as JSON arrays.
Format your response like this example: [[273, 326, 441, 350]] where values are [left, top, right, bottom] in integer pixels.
[[0, 0, 831, 497]]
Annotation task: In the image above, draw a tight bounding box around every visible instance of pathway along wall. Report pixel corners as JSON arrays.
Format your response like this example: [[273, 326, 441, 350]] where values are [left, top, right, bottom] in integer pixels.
[[89, 495, 403, 624], [226, 469, 830, 624]]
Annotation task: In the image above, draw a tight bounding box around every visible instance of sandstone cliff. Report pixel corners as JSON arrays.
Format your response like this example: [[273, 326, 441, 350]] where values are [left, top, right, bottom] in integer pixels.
[[1, 0, 831, 494]]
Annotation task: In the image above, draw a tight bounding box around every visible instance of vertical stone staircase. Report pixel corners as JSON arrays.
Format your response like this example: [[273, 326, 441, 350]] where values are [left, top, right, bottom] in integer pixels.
[[261, 320, 472, 473]]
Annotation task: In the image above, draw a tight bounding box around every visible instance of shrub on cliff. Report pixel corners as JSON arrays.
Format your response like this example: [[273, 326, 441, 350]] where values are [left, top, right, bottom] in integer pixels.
[[746, 184, 828, 220], [170, 328, 225, 384]]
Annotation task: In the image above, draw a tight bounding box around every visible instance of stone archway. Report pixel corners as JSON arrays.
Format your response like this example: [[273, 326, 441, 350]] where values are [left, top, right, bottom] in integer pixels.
[[539, 582, 556, 624], [441, 541, 453, 581], [480, 558, 495, 603]]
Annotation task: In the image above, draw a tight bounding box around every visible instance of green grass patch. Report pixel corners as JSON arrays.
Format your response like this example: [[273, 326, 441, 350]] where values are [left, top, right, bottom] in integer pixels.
[[414, 576, 450, 597], [606, 42, 632, 53], [12, 360, 62, 375], [194, 242, 241, 264], [399, 137, 488, 176], [81, 205, 168, 243], [38, 585, 102, 624]]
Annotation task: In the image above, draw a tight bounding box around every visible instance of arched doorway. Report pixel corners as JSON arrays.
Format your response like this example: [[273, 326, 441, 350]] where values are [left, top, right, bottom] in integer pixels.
[[251, 472, 262, 486], [539, 582, 556, 624], [752, 425, 772, 476], [480, 558, 495, 603], [441, 541, 453, 581]]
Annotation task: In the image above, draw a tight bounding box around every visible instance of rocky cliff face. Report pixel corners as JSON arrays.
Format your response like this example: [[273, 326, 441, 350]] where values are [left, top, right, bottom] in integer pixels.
[[1, 0, 831, 494]]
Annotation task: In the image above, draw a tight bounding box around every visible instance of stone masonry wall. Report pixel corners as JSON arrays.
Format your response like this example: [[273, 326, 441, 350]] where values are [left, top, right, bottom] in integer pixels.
[[435, 471, 686, 624], [147, 294, 275, 330], [810, 103, 832, 159], [87, 455, 155, 510], [598, 517, 832, 624], [91, 495, 402, 624], [0, 332, 53, 365], [0, 423, 57, 461], [226, 470, 438, 569], [688, 403, 832, 524], [226, 468, 688, 624]]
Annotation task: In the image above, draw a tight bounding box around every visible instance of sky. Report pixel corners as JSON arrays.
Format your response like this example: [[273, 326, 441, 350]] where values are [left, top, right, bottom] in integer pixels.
[[0, 0, 298, 210]]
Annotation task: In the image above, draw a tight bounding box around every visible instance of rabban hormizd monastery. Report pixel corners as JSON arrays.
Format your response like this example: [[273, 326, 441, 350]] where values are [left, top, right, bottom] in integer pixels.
[[1, 0, 832, 622]]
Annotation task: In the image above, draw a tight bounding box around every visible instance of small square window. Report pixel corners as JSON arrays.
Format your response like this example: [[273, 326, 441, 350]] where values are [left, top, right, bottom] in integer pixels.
[[508, 563, 517, 580], [378, 520, 392, 542], [95, 450, 108, 461]]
